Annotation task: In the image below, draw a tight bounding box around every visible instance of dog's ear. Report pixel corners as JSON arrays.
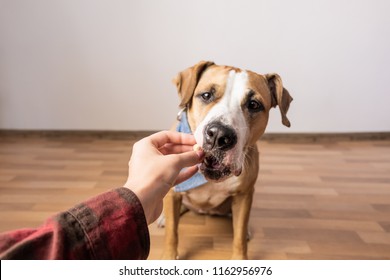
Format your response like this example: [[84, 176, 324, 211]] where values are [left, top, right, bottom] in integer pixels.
[[173, 61, 215, 108], [265, 73, 293, 127]]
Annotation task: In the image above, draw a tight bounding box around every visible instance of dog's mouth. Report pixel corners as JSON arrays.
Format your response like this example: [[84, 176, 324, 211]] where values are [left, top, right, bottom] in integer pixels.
[[199, 153, 241, 182]]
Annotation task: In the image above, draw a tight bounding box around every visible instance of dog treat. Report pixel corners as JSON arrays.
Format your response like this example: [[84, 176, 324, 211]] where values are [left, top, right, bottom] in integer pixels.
[[193, 144, 202, 152]]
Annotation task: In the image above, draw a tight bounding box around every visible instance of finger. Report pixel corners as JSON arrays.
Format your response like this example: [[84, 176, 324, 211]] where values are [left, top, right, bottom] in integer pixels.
[[159, 143, 194, 155], [171, 150, 205, 169], [174, 165, 199, 185], [148, 131, 196, 148]]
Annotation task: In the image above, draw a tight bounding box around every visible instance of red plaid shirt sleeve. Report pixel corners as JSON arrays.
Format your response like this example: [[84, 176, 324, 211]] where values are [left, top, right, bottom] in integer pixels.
[[0, 188, 150, 259]]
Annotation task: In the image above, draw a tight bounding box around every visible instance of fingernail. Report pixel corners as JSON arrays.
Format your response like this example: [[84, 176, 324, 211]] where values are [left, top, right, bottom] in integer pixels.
[[195, 150, 205, 160], [193, 144, 205, 160]]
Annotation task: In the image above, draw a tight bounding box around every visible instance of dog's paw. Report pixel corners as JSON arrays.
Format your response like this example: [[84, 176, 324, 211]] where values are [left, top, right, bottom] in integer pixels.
[[156, 214, 165, 228]]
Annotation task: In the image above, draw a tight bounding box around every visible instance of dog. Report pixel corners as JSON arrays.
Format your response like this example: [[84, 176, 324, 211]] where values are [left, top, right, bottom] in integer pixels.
[[161, 61, 293, 259]]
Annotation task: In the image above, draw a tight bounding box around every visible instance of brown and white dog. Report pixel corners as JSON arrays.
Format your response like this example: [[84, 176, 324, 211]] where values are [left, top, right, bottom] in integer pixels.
[[162, 61, 293, 259]]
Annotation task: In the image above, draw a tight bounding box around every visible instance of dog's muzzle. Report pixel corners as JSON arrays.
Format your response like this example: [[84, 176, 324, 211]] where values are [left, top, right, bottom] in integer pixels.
[[200, 121, 241, 181]]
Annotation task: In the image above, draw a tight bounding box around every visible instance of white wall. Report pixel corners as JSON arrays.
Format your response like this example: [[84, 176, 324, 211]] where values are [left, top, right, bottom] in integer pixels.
[[1, 0, 389, 133]]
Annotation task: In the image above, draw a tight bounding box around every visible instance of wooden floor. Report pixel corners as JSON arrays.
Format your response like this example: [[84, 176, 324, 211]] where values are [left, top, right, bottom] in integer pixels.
[[0, 133, 390, 260]]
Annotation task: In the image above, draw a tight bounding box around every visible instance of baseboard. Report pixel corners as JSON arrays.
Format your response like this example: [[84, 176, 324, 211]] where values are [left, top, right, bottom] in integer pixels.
[[260, 132, 390, 142], [1, 129, 389, 142], [0, 130, 157, 140]]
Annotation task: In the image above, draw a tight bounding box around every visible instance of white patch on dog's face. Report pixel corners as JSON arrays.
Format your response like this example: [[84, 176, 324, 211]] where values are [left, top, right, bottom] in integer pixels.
[[194, 70, 249, 180]]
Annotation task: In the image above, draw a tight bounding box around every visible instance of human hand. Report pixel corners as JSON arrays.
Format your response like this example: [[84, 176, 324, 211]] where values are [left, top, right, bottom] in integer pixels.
[[123, 131, 204, 225]]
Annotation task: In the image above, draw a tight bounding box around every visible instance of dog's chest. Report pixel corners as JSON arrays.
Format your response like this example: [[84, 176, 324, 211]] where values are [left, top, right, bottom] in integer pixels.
[[181, 176, 243, 215]]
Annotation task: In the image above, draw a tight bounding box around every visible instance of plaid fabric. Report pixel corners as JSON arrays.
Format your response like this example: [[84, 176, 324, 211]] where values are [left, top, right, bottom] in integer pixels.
[[0, 188, 150, 260]]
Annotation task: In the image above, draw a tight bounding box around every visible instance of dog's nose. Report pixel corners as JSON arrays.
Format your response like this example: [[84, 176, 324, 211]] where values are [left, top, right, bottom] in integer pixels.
[[204, 122, 237, 151]]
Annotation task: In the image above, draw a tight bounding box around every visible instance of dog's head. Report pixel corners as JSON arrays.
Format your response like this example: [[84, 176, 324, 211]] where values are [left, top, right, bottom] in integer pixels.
[[174, 61, 293, 182]]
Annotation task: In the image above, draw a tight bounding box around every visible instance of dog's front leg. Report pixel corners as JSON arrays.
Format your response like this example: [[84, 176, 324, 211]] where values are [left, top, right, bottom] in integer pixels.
[[161, 188, 182, 259], [231, 188, 254, 260]]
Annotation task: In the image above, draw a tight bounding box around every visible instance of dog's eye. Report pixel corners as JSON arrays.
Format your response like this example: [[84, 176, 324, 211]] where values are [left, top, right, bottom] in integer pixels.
[[200, 92, 214, 103], [247, 100, 264, 112]]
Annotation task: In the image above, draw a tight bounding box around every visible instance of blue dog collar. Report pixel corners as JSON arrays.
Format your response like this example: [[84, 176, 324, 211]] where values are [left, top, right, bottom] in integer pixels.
[[174, 110, 208, 192]]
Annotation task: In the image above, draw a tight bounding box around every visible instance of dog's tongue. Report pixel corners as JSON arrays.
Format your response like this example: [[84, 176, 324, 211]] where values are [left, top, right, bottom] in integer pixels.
[[205, 155, 222, 169]]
